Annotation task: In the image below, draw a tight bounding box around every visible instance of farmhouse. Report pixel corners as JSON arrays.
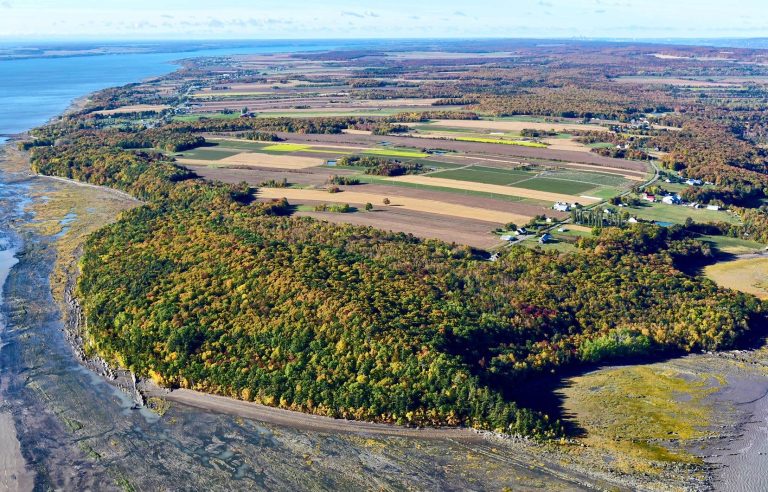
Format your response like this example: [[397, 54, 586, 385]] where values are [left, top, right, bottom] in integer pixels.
[[642, 193, 656, 202], [662, 194, 681, 205], [539, 233, 553, 244], [685, 178, 703, 186], [628, 217, 639, 223], [707, 205, 721, 211], [553, 201, 571, 212]]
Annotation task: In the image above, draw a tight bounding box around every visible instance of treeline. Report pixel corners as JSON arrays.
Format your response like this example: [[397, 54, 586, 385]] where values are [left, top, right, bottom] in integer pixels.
[[76, 199, 764, 437], [338, 155, 423, 176], [20, 44, 768, 440], [235, 131, 284, 142], [469, 87, 667, 121], [29, 123, 764, 439], [654, 121, 768, 205]]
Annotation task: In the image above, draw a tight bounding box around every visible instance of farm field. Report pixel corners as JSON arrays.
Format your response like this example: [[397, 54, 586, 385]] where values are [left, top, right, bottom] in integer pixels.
[[410, 124, 597, 154], [297, 207, 503, 249], [705, 258, 768, 299], [275, 130, 651, 171], [360, 148, 429, 158], [21, 38, 768, 492], [542, 138, 595, 153], [427, 165, 628, 198], [256, 188, 534, 224], [351, 175, 539, 203], [542, 169, 634, 187], [173, 147, 242, 161], [179, 152, 323, 169], [429, 166, 535, 185], [186, 165, 555, 219], [424, 118, 609, 133], [388, 175, 601, 203], [513, 177, 598, 195], [454, 137, 548, 148], [172, 113, 242, 122], [93, 104, 170, 115]]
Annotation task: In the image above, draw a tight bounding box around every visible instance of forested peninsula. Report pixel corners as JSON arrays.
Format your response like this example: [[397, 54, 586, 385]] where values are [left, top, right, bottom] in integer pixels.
[[22, 43, 768, 439]]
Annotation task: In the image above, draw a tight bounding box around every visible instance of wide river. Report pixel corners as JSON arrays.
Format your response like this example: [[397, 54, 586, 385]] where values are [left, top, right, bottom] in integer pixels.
[[0, 42, 598, 491]]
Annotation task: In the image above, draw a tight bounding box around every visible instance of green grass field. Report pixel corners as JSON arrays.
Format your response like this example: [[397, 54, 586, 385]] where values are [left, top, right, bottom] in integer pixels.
[[425, 165, 621, 196], [628, 202, 742, 225], [589, 187, 624, 200], [513, 177, 598, 195], [698, 235, 765, 255], [206, 139, 270, 151], [588, 142, 615, 149], [430, 166, 534, 185], [544, 169, 632, 187], [175, 147, 241, 160]]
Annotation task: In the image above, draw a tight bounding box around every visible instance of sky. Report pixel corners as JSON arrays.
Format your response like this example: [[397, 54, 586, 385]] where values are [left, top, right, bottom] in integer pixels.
[[1, 0, 767, 41]]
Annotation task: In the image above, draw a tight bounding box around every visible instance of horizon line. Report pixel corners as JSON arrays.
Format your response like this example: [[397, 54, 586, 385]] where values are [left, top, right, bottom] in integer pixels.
[[2, 35, 768, 44]]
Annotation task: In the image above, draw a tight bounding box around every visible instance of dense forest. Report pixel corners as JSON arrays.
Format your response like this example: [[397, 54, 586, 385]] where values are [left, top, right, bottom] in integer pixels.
[[22, 41, 768, 439], [27, 126, 764, 438]]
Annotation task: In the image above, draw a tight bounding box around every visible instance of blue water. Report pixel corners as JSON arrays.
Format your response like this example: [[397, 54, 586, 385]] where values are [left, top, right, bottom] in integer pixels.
[[0, 40, 354, 143]]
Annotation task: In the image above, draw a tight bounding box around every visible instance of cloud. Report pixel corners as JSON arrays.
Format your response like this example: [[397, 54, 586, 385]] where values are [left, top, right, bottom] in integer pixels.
[[340, 10, 380, 19], [537, 0, 553, 6], [1, 1, 12, 8], [454, 11, 467, 17]]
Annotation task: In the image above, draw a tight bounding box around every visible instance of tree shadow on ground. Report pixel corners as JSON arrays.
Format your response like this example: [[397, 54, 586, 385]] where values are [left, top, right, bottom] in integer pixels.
[[463, 323, 768, 439]]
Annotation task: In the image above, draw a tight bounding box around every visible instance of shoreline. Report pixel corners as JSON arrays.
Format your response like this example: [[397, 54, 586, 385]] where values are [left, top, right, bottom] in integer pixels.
[[6, 120, 622, 489], [3, 53, 765, 491], [0, 150, 35, 492], [11, 149, 611, 491]]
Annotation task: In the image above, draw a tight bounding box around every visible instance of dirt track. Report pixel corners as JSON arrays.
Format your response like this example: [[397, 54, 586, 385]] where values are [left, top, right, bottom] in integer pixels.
[[152, 387, 486, 442]]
